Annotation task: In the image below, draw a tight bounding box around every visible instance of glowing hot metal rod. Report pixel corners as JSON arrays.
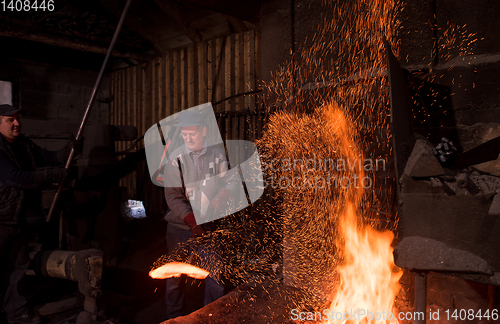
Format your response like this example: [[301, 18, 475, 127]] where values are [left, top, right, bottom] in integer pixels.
[[149, 262, 209, 280]]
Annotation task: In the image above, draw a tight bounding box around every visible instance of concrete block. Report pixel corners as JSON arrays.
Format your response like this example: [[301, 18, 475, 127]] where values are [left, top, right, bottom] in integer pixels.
[[403, 138, 444, 177], [399, 175, 500, 271]]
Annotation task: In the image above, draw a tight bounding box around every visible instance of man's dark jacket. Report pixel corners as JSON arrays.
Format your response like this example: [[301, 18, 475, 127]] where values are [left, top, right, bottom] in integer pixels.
[[0, 134, 61, 225]]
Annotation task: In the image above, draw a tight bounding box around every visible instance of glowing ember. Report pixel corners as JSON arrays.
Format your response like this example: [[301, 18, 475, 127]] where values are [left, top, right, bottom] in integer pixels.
[[149, 262, 209, 280]]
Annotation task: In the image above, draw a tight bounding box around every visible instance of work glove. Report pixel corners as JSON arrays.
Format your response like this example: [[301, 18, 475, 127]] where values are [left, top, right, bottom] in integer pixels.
[[33, 166, 77, 188], [57, 135, 85, 163], [184, 211, 204, 238], [72, 136, 84, 155], [206, 188, 231, 219]]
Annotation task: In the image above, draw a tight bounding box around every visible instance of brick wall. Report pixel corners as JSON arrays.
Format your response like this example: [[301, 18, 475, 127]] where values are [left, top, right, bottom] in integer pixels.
[[0, 57, 109, 150]]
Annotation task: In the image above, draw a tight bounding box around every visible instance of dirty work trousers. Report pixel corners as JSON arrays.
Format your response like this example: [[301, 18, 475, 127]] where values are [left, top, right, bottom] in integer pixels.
[[165, 223, 224, 319], [0, 225, 29, 318]]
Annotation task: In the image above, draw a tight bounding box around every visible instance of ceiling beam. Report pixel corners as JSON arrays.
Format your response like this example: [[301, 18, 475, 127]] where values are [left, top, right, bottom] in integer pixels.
[[184, 0, 262, 23], [225, 15, 248, 33], [152, 0, 203, 44], [98, 0, 165, 56], [0, 30, 154, 61]]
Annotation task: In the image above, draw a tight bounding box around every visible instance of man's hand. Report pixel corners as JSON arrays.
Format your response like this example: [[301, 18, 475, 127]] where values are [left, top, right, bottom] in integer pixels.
[[57, 135, 84, 163], [72, 135, 85, 155], [50, 166, 68, 184], [184, 212, 204, 238], [32, 165, 77, 187], [206, 188, 231, 219], [50, 166, 78, 184]]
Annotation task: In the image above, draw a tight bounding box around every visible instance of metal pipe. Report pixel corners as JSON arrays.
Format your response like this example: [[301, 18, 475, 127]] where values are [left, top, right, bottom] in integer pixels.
[[30, 249, 103, 320], [414, 271, 427, 324], [46, 0, 134, 222]]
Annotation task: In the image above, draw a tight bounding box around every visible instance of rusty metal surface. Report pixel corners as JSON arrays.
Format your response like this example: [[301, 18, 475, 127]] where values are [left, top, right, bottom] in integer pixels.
[[453, 136, 500, 170], [385, 40, 414, 179]]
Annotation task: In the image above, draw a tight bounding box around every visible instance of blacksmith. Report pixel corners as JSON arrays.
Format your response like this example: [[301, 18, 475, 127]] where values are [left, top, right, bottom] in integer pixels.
[[163, 109, 235, 319], [0, 104, 80, 324]]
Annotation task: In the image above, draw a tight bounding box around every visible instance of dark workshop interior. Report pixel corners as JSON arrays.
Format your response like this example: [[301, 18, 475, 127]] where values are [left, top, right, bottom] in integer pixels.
[[1, 0, 500, 323]]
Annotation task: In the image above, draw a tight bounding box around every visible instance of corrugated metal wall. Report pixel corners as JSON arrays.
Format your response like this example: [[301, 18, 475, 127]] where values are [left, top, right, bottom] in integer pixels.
[[109, 30, 262, 217]]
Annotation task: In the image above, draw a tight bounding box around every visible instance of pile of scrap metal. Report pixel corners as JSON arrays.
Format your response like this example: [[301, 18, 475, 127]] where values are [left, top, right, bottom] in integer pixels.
[[386, 40, 500, 323], [393, 135, 500, 282]]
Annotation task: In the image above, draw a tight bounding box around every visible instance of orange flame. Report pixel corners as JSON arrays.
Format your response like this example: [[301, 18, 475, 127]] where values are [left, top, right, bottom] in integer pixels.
[[149, 262, 209, 280], [324, 104, 402, 324]]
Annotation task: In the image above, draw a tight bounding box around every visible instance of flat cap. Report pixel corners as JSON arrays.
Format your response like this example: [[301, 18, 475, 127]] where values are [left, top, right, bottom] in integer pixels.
[[0, 104, 21, 116], [175, 110, 204, 127]]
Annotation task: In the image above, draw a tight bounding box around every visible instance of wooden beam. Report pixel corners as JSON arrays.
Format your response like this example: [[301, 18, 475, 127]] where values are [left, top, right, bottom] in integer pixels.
[[98, 0, 165, 55], [225, 15, 248, 33], [184, 0, 262, 23], [152, 0, 203, 44], [0, 30, 154, 61]]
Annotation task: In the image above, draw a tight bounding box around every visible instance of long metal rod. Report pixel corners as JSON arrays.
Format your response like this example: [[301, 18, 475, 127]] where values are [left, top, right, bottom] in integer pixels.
[[46, 0, 134, 222], [414, 271, 427, 324]]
